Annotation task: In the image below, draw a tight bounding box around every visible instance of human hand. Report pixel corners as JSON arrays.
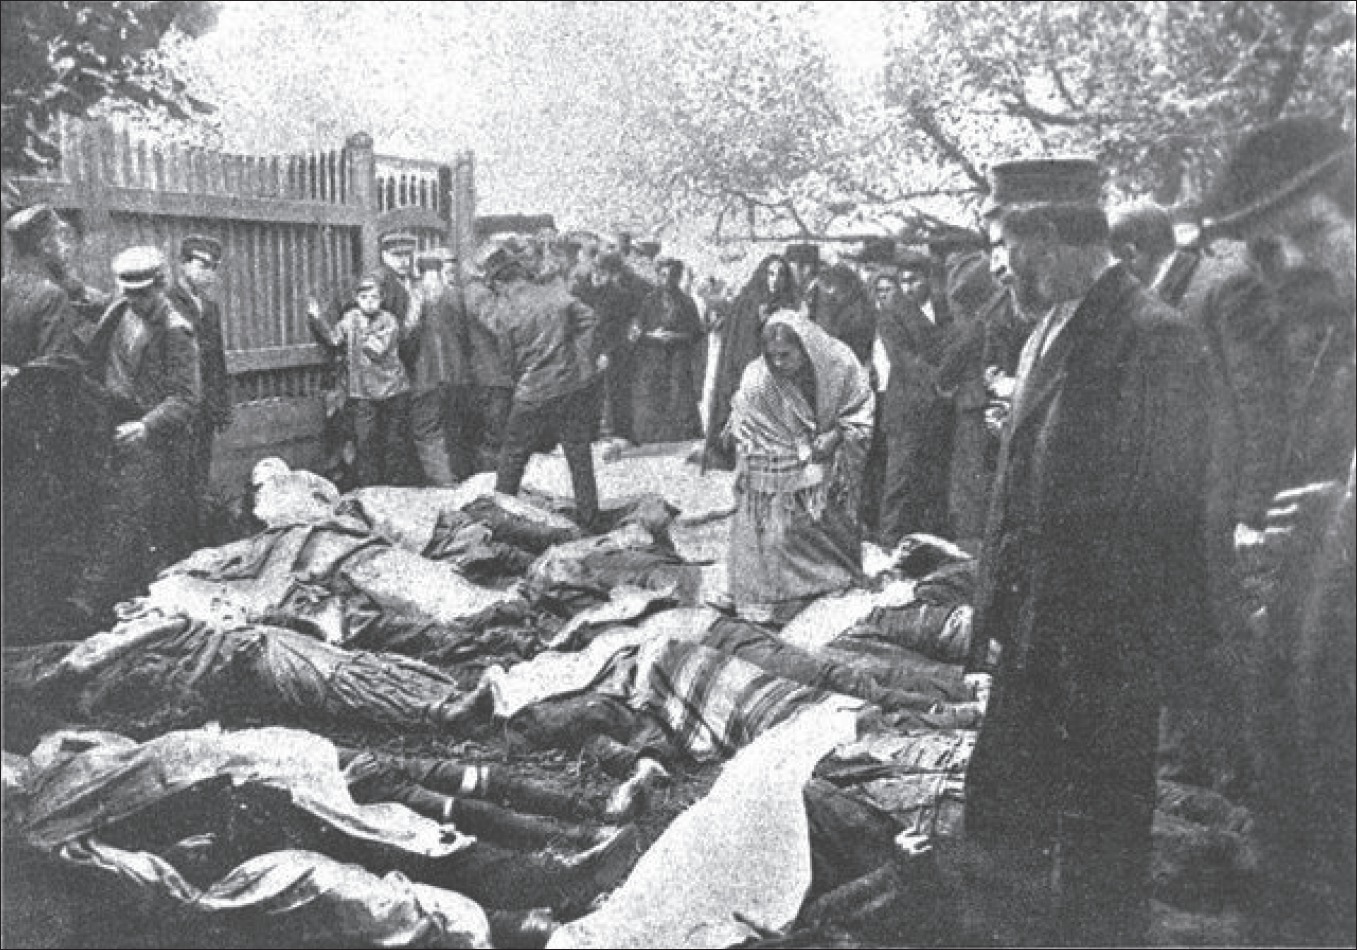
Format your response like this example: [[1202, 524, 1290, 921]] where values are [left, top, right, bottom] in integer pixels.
[[1260, 481, 1342, 548], [810, 430, 841, 462], [627, 324, 642, 344], [596, 352, 610, 373], [306, 297, 322, 321]]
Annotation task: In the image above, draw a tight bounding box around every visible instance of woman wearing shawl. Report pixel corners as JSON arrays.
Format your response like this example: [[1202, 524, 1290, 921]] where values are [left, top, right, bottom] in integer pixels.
[[630, 258, 705, 443], [723, 310, 875, 623], [703, 254, 799, 470]]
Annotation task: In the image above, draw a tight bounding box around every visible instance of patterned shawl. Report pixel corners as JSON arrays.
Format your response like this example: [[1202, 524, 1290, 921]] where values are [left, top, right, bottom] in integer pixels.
[[726, 310, 874, 513]]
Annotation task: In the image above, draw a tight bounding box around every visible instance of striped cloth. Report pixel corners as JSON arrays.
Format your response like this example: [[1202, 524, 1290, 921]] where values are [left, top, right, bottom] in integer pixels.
[[632, 638, 864, 762]]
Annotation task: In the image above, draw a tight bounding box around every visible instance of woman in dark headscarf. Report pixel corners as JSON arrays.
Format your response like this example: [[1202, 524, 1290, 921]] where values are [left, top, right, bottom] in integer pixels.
[[809, 263, 876, 366], [703, 254, 799, 470], [630, 258, 704, 444]]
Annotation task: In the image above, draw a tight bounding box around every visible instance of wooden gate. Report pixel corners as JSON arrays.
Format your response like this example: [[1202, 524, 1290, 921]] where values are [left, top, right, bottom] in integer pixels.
[[3, 118, 476, 496]]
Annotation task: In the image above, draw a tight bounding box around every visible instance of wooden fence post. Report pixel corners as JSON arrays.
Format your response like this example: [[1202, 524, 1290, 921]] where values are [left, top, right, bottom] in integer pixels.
[[345, 131, 378, 272], [75, 121, 117, 283]]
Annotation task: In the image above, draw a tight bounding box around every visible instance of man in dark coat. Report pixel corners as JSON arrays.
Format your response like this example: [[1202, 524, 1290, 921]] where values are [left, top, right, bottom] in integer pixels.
[[479, 246, 605, 531], [2, 204, 83, 370], [961, 159, 1212, 946], [2, 205, 100, 640], [166, 234, 231, 545], [571, 251, 648, 445], [69, 246, 201, 629], [1199, 115, 1356, 948], [870, 271, 952, 546]]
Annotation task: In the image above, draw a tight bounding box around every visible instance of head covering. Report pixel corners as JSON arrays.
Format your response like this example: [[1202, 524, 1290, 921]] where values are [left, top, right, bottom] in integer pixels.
[[380, 232, 418, 254], [112, 246, 167, 291], [983, 157, 1104, 216], [1202, 116, 1355, 236], [655, 256, 684, 276], [180, 234, 223, 266], [4, 204, 62, 248], [355, 274, 382, 293], [432, 246, 458, 264], [635, 239, 661, 259], [594, 251, 625, 275], [851, 237, 898, 267], [894, 248, 932, 274], [756, 310, 869, 435], [946, 249, 1004, 316], [783, 243, 821, 266]]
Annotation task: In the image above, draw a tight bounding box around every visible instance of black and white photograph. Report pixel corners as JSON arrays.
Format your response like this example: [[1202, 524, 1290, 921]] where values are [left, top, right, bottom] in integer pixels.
[[3, 2, 1354, 947]]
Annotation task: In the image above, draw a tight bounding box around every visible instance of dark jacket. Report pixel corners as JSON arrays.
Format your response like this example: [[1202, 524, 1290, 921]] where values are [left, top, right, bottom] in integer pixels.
[[84, 296, 201, 445], [1167, 246, 1288, 529], [2, 256, 82, 368], [874, 294, 953, 542], [876, 296, 947, 435], [405, 283, 470, 391], [460, 281, 514, 389], [810, 266, 876, 365], [478, 276, 599, 407], [166, 280, 231, 430], [965, 266, 1211, 876]]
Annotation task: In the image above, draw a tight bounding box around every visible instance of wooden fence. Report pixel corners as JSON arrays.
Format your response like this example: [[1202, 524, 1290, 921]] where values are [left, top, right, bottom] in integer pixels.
[[3, 118, 476, 494]]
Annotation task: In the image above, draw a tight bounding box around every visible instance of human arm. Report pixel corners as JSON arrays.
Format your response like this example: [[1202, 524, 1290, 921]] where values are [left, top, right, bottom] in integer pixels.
[[360, 312, 400, 360], [306, 297, 344, 349], [133, 320, 202, 445]]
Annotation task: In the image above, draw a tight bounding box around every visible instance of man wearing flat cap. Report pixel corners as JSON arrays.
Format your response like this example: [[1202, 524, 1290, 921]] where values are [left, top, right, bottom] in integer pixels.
[[1200, 115, 1356, 948], [961, 157, 1212, 945], [69, 245, 201, 629], [167, 234, 231, 544], [2, 204, 83, 373]]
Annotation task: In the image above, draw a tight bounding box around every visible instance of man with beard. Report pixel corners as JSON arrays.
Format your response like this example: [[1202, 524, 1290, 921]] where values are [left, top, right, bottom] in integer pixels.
[[961, 158, 1211, 946], [1199, 115, 1356, 947]]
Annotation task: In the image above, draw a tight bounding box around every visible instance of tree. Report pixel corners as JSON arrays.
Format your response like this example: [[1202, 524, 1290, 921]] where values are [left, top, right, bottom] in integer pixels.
[[1, 1, 218, 179], [886, 0, 1355, 211]]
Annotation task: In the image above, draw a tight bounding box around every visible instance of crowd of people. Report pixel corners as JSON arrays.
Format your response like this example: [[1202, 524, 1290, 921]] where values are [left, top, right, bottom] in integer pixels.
[[3, 112, 1354, 946]]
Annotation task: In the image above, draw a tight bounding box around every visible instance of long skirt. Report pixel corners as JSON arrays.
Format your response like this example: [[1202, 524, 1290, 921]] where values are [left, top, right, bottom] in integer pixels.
[[728, 485, 862, 623]]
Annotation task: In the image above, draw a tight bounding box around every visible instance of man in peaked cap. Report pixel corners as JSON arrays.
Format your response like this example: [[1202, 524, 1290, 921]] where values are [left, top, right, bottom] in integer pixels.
[[961, 157, 1212, 946], [167, 234, 231, 546], [2, 204, 83, 372], [1200, 115, 1356, 948], [67, 244, 201, 630]]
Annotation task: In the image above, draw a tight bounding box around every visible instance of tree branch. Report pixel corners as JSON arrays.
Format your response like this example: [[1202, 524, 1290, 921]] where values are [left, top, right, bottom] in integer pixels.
[[1265, 2, 1320, 119], [907, 99, 988, 191], [1001, 88, 1090, 128], [1038, 5, 1084, 113]]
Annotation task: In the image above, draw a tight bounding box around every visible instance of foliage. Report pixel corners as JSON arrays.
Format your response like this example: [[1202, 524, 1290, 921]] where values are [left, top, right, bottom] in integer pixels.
[[891, 1, 1357, 211], [1, 0, 218, 177], [636, 0, 1357, 239]]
